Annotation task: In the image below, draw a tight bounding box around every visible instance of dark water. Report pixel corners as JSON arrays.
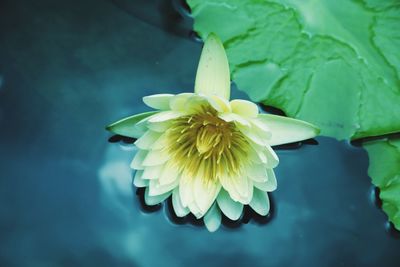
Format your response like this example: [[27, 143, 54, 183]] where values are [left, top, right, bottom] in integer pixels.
[[0, 0, 399, 266]]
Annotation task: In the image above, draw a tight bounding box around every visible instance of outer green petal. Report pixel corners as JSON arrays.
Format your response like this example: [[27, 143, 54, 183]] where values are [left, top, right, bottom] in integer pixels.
[[249, 188, 270, 216], [195, 33, 230, 100], [204, 203, 222, 232], [217, 189, 243, 221], [258, 114, 320, 146], [105, 111, 159, 138]]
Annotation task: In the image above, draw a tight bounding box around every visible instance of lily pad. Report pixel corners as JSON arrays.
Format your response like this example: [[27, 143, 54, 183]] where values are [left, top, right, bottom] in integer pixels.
[[364, 138, 400, 230], [187, 0, 400, 140]]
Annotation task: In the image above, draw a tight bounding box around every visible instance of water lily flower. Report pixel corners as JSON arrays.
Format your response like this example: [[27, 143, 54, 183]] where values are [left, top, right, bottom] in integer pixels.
[[106, 33, 319, 232]]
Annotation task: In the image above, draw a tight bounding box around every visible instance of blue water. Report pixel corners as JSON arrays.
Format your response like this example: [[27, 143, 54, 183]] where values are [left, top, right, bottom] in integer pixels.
[[0, 0, 399, 266]]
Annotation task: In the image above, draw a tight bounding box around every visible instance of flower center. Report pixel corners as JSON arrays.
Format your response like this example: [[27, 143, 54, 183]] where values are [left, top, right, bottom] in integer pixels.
[[166, 107, 250, 182]]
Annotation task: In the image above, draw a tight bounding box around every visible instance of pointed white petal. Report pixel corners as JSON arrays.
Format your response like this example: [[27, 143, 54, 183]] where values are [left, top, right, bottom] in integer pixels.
[[193, 177, 221, 215], [185, 94, 210, 114], [254, 169, 277, 192], [172, 187, 190, 217], [258, 114, 320, 146], [188, 200, 203, 218], [232, 175, 250, 201], [195, 33, 230, 100], [219, 113, 250, 127], [144, 187, 171, 206], [142, 165, 163, 180], [219, 174, 241, 202], [217, 189, 243, 220], [247, 164, 268, 182], [266, 169, 277, 191], [142, 149, 170, 167], [248, 142, 279, 168], [169, 93, 193, 111], [159, 161, 180, 185], [143, 94, 175, 110], [147, 121, 171, 132], [231, 99, 258, 118], [151, 133, 168, 150], [106, 111, 158, 138], [204, 203, 222, 232], [249, 188, 270, 216], [148, 111, 183, 123], [250, 117, 271, 133], [248, 147, 265, 164], [134, 131, 162, 150], [207, 95, 232, 113], [133, 170, 148, 187], [149, 178, 179, 196], [179, 173, 194, 208], [264, 145, 279, 168], [130, 150, 147, 170], [238, 124, 268, 146]]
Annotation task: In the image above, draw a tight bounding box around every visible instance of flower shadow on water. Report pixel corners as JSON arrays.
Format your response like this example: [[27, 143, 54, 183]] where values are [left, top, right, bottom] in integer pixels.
[[135, 186, 276, 229], [108, 133, 319, 230]]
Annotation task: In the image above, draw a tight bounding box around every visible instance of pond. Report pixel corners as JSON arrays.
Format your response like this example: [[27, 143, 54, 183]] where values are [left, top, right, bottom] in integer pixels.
[[0, 0, 399, 266]]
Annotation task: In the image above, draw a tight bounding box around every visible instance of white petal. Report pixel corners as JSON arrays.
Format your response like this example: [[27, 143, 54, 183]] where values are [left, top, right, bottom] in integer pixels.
[[179, 173, 194, 208], [147, 121, 171, 133], [185, 94, 210, 114], [217, 189, 243, 220], [238, 124, 268, 146], [244, 179, 254, 205], [151, 133, 168, 150], [195, 33, 230, 100], [257, 114, 320, 146], [172, 187, 190, 217], [142, 149, 170, 167], [247, 164, 268, 182], [219, 113, 250, 127], [204, 203, 222, 232], [249, 188, 270, 216], [254, 169, 277, 192], [219, 174, 241, 202], [144, 187, 171, 206], [266, 169, 277, 191], [130, 150, 147, 170], [207, 95, 232, 113], [193, 177, 221, 215], [143, 94, 175, 110], [188, 200, 203, 219], [265, 145, 279, 168], [232, 175, 250, 201], [149, 178, 179, 196], [133, 170, 148, 187], [250, 117, 271, 133], [169, 93, 193, 111], [159, 162, 180, 185], [249, 142, 279, 168], [142, 165, 163, 180], [134, 131, 162, 150], [148, 111, 183, 123], [248, 147, 265, 164], [231, 99, 259, 118]]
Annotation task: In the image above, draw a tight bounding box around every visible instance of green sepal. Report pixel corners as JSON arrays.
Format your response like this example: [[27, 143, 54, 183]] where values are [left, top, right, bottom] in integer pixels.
[[106, 111, 158, 138]]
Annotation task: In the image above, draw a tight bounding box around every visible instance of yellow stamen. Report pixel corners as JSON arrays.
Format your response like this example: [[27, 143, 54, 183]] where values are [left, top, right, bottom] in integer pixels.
[[166, 105, 250, 182]]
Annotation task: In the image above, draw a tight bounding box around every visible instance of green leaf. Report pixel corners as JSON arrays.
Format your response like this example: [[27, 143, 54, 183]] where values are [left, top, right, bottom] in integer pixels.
[[364, 138, 400, 230], [187, 0, 400, 140], [106, 111, 158, 138]]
